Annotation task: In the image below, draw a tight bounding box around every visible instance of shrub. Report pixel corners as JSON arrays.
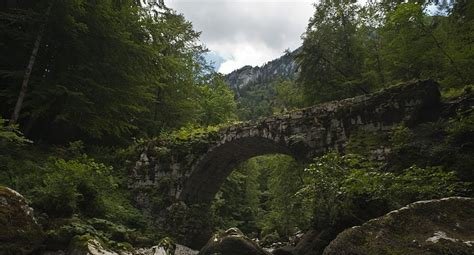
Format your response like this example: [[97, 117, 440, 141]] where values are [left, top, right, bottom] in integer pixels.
[[32, 156, 115, 218], [0, 117, 30, 145], [299, 153, 471, 229]]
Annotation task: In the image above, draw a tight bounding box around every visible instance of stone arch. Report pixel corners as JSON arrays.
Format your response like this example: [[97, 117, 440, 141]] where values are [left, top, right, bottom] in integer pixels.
[[129, 80, 441, 248], [179, 136, 298, 205]]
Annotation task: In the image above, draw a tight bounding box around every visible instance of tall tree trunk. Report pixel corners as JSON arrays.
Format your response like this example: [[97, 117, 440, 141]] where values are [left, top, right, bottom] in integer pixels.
[[10, 2, 53, 126]]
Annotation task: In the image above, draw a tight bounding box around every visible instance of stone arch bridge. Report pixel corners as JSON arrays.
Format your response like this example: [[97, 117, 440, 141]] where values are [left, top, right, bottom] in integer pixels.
[[129, 80, 440, 246]]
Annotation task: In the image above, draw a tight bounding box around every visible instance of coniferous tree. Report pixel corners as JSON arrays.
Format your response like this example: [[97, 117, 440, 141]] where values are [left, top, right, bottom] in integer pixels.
[[0, 0, 218, 143]]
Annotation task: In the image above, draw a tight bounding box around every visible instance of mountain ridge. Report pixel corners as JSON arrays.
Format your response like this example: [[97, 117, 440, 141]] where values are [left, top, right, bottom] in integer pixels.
[[224, 47, 300, 97]]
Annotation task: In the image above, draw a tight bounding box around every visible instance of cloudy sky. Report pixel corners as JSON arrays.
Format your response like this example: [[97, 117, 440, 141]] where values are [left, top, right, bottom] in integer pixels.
[[166, 0, 315, 74]]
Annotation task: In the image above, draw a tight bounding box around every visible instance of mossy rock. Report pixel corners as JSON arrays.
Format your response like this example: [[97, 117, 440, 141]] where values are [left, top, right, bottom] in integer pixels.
[[0, 186, 45, 254], [45, 218, 99, 250], [67, 234, 133, 255], [45, 217, 137, 251], [68, 234, 116, 255], [158, 237, 176, 254], [199, 228, 271, 255], [323, 197, 474, 255]]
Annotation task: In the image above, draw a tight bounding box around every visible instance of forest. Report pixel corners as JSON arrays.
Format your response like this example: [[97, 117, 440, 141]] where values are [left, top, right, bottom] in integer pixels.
[[0, 0, 473, 254]]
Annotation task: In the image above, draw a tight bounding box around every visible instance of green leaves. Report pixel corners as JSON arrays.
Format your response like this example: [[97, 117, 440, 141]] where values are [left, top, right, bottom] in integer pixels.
[[274, 79, 305, 113], [300, 152, 470, 229], [33, 156, 116, 217], [196, 74, 237, 126], [0, 0, 221, 143], [211, 154, 310, 239], [299, 0, 474, 104], [0, 118, 30, 145], [298, 0, 367, 104]]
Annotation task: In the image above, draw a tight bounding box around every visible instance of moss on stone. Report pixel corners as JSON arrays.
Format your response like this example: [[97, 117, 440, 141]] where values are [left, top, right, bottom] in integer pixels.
[[69, 234, 96, 250]]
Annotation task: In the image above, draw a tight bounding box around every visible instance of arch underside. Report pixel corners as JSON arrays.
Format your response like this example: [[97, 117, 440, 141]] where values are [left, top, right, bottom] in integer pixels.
[[179, 136, 295, 205]]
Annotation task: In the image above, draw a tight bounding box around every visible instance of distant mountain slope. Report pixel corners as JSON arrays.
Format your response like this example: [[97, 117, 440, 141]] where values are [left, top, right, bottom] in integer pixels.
[[223, 48, 301, 120], [224, 48, 300, 97]]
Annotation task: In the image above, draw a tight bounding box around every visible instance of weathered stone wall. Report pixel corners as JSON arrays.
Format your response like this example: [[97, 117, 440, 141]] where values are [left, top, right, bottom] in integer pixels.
[[128, 80, 440, 248]]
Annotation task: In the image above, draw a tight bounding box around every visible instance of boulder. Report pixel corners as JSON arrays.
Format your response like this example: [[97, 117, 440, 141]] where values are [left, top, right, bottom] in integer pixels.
[[199, 228, 271, 255], [68, 236, 118, 255], [323, 197, 474, 255], [272, 246, 296, 255], [0, 186, 44, 254], [175, 244, 199, 255], [293, 229, 342, 255]]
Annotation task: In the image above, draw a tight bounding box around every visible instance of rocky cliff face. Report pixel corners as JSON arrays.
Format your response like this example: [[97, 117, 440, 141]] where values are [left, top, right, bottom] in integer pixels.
[[224, 48, 300, 96]]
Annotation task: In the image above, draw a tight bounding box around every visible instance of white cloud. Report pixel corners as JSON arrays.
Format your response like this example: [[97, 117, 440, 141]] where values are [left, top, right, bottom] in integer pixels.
[[210, 41, 280, 74], [165, 0, 446, 73], [166, 0, 314, 73]]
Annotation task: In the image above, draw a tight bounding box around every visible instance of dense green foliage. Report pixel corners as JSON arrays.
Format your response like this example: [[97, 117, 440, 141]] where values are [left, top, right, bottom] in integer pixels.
[[212, 160, 260, 235], [212, 155, 310, 241], [0, 0, 236, 143], [197, 74, 238, 125], [298, 0, 474, 104], [236, 79, 304, 120], [298, 0, 367, 103], [0, 131, 155, 248], [0, 118, 29, 145], [300, 153, 469, 230], [0, 0, 237, 250]]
